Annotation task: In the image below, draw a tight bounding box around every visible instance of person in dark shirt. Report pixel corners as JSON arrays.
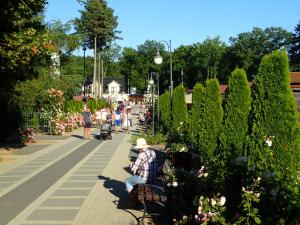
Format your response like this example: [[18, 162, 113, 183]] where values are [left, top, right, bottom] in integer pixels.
[[82, 107, 92, 140]]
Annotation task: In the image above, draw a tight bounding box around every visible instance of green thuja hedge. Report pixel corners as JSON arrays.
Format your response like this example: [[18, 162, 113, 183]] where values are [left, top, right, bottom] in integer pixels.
[[159, 91, 171, 133], [198, 79, 223, 160], [189, 83, 205, 149], [219, 68, 251, 158], [172, 85, 188, 129], [251, 50, 300, 173], [250, 50, 300, 224]]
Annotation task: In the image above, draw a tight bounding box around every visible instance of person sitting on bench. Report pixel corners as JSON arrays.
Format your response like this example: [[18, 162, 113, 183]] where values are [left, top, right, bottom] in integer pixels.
[[125, 138, 157, 204]]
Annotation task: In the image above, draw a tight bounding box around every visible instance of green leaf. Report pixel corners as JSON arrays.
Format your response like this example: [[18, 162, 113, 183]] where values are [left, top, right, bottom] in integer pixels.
[[254, 217, 261, 224]]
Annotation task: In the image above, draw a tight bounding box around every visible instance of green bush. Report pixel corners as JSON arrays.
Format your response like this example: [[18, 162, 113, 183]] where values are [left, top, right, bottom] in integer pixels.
[[219, 68, 251, 159], [251, 50, 300, 172], [64, 100, 84, 113], [198, 79, 223, 160], [189, 83, 205, 150], [249, 50, 300, 224], [159, 91, 171, 133], [172, 85, 188, 129]]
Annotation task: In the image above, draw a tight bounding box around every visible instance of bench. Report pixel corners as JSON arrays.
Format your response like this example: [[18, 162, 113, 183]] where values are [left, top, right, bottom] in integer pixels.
[[134, 157, 172, 224], [136, 184, 168, 224]]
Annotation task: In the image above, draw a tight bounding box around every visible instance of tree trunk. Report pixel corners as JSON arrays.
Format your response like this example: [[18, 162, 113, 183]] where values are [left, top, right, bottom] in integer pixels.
[[98, 51, 101, 98], [93, 35, 97, 98]]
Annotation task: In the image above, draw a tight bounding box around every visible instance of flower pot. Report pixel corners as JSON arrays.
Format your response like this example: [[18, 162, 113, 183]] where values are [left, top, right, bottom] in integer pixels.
[[172, 152, 191, 171]]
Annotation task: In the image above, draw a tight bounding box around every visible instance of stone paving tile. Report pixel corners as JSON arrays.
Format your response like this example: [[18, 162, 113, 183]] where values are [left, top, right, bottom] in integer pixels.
[[73, 170, 100, 175], [0, 182, 13, 189], [27, 209, 78, 221], [51, 189, 90, 197], [21, 224, 71, 225], [0, 173, 24, 177], [21, 224, 70, 225], [60, 182, 95, 188], [40, 198, 85, 207], [67, 176, 98, 181], [0, 176, 20, 181]]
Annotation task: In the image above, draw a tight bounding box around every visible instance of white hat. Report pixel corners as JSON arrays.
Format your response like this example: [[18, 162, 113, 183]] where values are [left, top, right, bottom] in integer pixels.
[[134, 138, 150, 149]]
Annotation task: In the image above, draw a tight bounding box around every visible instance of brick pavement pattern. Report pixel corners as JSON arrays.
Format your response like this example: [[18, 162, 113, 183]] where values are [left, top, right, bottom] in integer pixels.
[[0, 108, 144, 225]]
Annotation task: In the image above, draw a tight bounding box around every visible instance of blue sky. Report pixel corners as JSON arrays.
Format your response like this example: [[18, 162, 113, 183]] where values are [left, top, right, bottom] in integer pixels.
[[45, 0, 300, 55]]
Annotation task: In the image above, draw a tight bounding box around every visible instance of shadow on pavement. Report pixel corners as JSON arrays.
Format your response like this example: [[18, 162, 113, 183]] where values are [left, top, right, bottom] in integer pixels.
[[98, 175, 142, 224], [71, 135, 84, 139]]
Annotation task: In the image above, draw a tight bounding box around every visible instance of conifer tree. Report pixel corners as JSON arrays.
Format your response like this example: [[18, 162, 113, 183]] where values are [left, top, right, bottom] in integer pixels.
[[250, 50, 300, 224], [172, 85, 188, 129], [159, 91, 171, 133], [251, 50, 300, 173], [219, 68, 251, 158], [199, 79, 223, 159], [190, 83, 205, 149]]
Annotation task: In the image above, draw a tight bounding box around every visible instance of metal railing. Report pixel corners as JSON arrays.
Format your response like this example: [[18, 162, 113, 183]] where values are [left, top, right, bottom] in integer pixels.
[[22, 112, 52, 134]]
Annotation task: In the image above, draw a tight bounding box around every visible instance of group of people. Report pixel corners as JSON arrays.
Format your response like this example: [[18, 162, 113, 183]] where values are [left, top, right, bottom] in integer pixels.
[[81, 101, 133, 140]]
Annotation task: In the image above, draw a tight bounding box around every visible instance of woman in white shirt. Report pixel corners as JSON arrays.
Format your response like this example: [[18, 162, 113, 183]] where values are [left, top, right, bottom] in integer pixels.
[[95, 108, 102, 128], [123, 108, 132, 134]]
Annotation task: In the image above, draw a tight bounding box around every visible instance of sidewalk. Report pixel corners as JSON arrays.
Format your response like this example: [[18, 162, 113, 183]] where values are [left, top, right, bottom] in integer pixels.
[[0, 108, 146, 225]]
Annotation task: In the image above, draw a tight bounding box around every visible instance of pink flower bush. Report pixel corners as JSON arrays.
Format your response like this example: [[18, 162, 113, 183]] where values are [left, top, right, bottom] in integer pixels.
[[18, 127, 35, 145]]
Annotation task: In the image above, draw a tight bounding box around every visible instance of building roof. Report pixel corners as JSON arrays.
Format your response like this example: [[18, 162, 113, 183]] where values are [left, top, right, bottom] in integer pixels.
[[83, 76, 125, 87], [103, 77, 125, 88], [290, 72, 300, 83]]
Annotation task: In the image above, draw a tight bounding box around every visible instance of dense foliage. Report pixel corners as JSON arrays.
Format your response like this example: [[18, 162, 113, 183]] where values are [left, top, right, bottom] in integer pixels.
[[251, 50, 300, 173], [189, 83, 205, 150], [219, 68, 251, 158], [74, 0, 120, 49], [198, 79, 223, 160], [249, 51, 300, 223], [158, 91, 171, 133], [289, 21, 300, 71], [0, 0, 50, 139], [172, 85, 188, 129]]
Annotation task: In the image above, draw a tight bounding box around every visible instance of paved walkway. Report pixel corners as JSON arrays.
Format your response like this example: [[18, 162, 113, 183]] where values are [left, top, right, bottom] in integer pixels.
[[0, 110, 145, 225]]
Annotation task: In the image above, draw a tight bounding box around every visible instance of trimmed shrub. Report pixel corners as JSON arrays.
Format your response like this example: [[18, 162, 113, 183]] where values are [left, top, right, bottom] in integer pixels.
[[189, 83, 205, 149], [159, 91, 171, 133], [219, 68, 251, 158], [172, 85, 188, 129], [198, 79, 223, 160], [249, 50, 300, 224], [251, 50, 300, 173]]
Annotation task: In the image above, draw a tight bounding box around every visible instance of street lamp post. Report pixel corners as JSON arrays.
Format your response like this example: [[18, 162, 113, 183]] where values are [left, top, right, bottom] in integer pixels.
[[151, 72, 160, 123], [154, 40, 173, 96], [149, 75, 154, 135], [83, 43, 87, 96]]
